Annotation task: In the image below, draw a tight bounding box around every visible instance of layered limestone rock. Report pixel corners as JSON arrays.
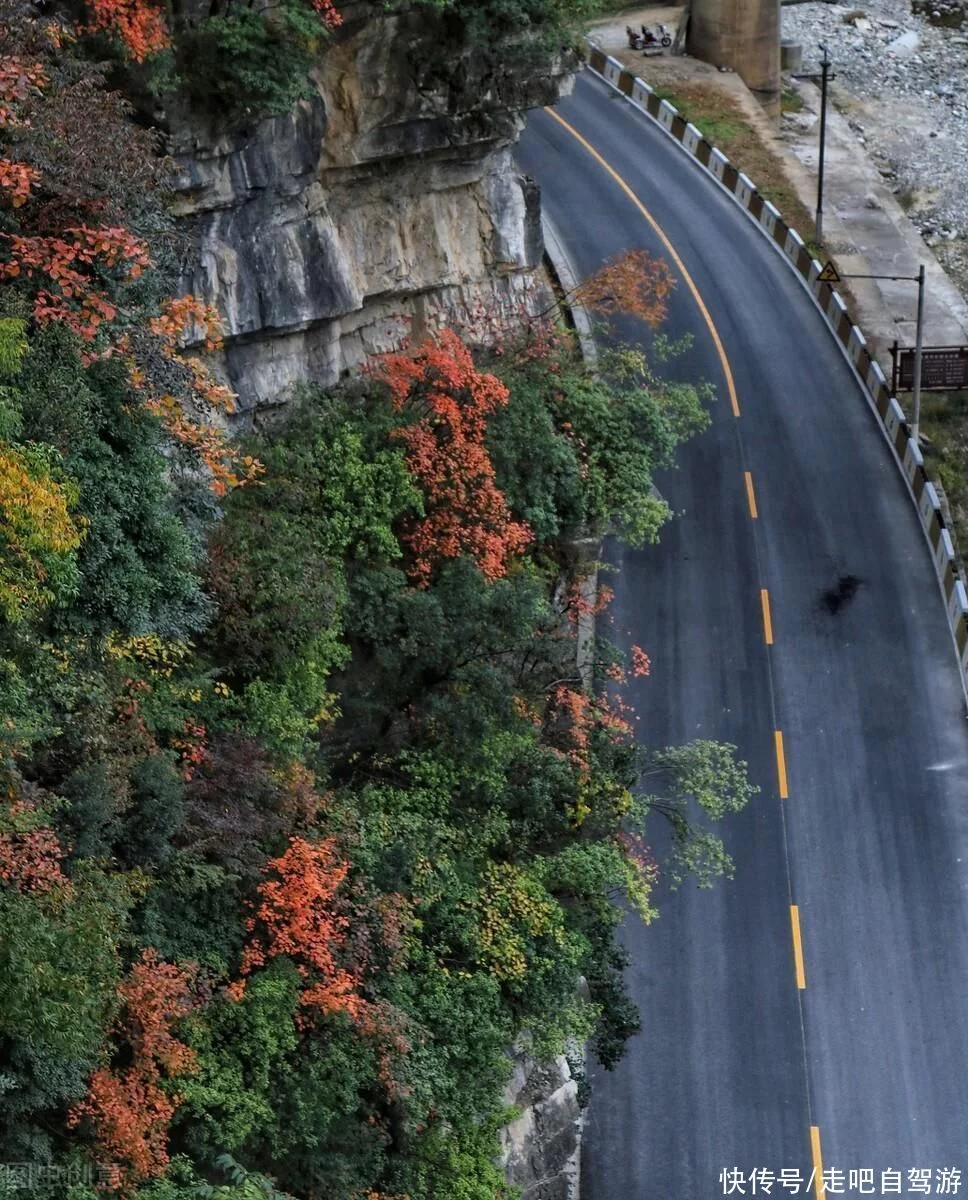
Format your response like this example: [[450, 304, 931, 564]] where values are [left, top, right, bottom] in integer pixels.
[[171, 0, 572, 414]]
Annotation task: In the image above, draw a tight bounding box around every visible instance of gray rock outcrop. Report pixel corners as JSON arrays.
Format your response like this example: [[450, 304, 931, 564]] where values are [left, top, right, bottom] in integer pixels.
[[171, 1, 574, 413], [500, 1050, 583, 1200]]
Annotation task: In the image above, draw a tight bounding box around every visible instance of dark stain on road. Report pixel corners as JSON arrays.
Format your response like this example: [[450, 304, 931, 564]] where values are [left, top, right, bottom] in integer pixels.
[[821, 574, 863, 614]]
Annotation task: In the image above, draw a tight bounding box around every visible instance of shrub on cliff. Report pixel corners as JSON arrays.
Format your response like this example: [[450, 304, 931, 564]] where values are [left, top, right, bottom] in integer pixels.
[[171, 0, 330, 124], [410, 0, 602, 50], [68, 0, 341, 126], [487, 340, 711, 548]]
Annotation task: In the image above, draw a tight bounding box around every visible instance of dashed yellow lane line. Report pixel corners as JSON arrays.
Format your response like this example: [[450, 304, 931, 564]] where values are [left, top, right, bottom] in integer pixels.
[[544, 107, 741, 418], [760, 588, 774, 645], [790, 905, 807, 989], [775, 730, 789, 798], [810, 1126, 825, 1199], [744, 471, 758, 518], [551, 99, 829, 1186]]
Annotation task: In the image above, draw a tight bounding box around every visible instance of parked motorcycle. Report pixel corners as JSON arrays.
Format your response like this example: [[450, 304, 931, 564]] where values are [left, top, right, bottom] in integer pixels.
[[626, 23, 672, 49]]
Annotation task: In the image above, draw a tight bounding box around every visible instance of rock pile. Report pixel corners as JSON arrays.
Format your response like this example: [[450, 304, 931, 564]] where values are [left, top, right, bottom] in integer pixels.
[[911, 0, 966, 27], [782, 0, 968, 294]]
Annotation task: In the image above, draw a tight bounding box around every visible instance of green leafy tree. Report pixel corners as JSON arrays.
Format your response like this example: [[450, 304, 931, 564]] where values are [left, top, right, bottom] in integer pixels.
[[11, 324, 209, 639], [173, 0, 329, 123], [638, 739, 760, 886], [0, 788, 137, 1160], [205, 387, 419, 756], [487, 339, 711, 548]]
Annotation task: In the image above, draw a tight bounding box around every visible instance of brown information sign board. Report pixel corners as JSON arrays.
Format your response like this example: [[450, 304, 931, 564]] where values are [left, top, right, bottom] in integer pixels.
[[892, 345, 968, 392]]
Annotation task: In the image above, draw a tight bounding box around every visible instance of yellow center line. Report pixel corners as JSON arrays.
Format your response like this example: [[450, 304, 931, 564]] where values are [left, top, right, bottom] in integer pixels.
[[774, 730, 789, 798], [790, 905, 807, 989], [760, 588, 774, 645], [548, 104, 830, 1180], [744, 470, 758, 518], [810, 1126, 825, 1199], [544, 107, 741, 418]]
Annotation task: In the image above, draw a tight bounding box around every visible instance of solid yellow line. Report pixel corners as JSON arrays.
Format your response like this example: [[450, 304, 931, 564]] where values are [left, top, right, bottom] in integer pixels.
[[545, 107, 741, 418], [810, 1126, 824, 1200], [790, 905, 806, 989], [774, 730, 789, 798], [744, 470, 758, 519], [760, 588, 774, 645]]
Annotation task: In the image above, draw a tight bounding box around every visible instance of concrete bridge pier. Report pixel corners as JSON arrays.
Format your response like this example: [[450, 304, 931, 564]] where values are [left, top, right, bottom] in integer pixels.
[[686, 0, 781, 117]]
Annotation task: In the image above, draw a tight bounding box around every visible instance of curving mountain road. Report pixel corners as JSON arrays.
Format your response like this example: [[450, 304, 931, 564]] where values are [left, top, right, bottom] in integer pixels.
[[517, 71, 968, 1198]]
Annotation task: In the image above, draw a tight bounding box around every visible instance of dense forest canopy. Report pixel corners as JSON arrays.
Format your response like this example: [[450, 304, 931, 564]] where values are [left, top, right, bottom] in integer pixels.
[[0, 2, 752, 1197]]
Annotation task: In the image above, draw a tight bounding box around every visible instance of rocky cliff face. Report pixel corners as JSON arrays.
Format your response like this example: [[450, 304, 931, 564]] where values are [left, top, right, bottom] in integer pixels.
[[170, 0, 574, 414], [500, 1048, 583, 1200]]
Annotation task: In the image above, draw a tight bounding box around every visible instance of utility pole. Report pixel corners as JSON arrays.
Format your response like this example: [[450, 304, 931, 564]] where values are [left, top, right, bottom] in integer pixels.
[[912, 262, 926, 444], [792, 46, 834, 245], [816, 43, 831, 244]]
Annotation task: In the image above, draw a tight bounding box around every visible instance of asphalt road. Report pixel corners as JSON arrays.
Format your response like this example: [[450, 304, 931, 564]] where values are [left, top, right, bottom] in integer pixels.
[[517, 71, 968, 1198]]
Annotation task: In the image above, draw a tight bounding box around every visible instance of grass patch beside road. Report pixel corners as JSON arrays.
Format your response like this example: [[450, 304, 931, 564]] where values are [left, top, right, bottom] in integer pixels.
[[641, 81, 818, 244], [650, 84, 746, 144], [917, 391, 968, 565]]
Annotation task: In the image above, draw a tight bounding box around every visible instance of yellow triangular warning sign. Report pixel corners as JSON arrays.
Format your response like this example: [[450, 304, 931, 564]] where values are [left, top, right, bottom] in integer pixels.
[[817, 260, 840, 283]]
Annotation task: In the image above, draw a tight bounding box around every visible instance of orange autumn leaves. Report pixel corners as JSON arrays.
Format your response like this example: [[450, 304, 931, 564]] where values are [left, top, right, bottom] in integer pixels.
[[375, 329, 531, 587], [68, 952, 199, 1194], [0, 800, 197, 1192], [0, 58, 46, 214], [0, 26, 260, 498], [85, 0, 171, 63], [571, 248, 675, 329], [229, 836, 366, 1024], [60, 833, 375, 1194], [0, 49, 148, 344], [0, 800, 69, 891], [1, 227, 150, 342], [372, 250, 675, 588], [141, 296, 264, 496]]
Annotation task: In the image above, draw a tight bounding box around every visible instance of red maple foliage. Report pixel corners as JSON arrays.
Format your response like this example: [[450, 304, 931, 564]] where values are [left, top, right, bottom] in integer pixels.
[[0, 800, 69, 893], [69, 951, 199, 1195], [374, 330, 532, 587], [544, 683, 636, 786], [137, 296, 264, 496], [0, 19, 261, 496], [0, 157, 39, 207], [0, 55, 47, 123], [562, 578, 615, 624], [629, 644, 651, 677], [0, 226, 149, 342], [230, 836, 366, 1024], [0, 43, 151, 343], [309, 0, 342, 27], [229, 836, 413, 1104], [169, 718, 210, 782], [85, 0, 171, 63]]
